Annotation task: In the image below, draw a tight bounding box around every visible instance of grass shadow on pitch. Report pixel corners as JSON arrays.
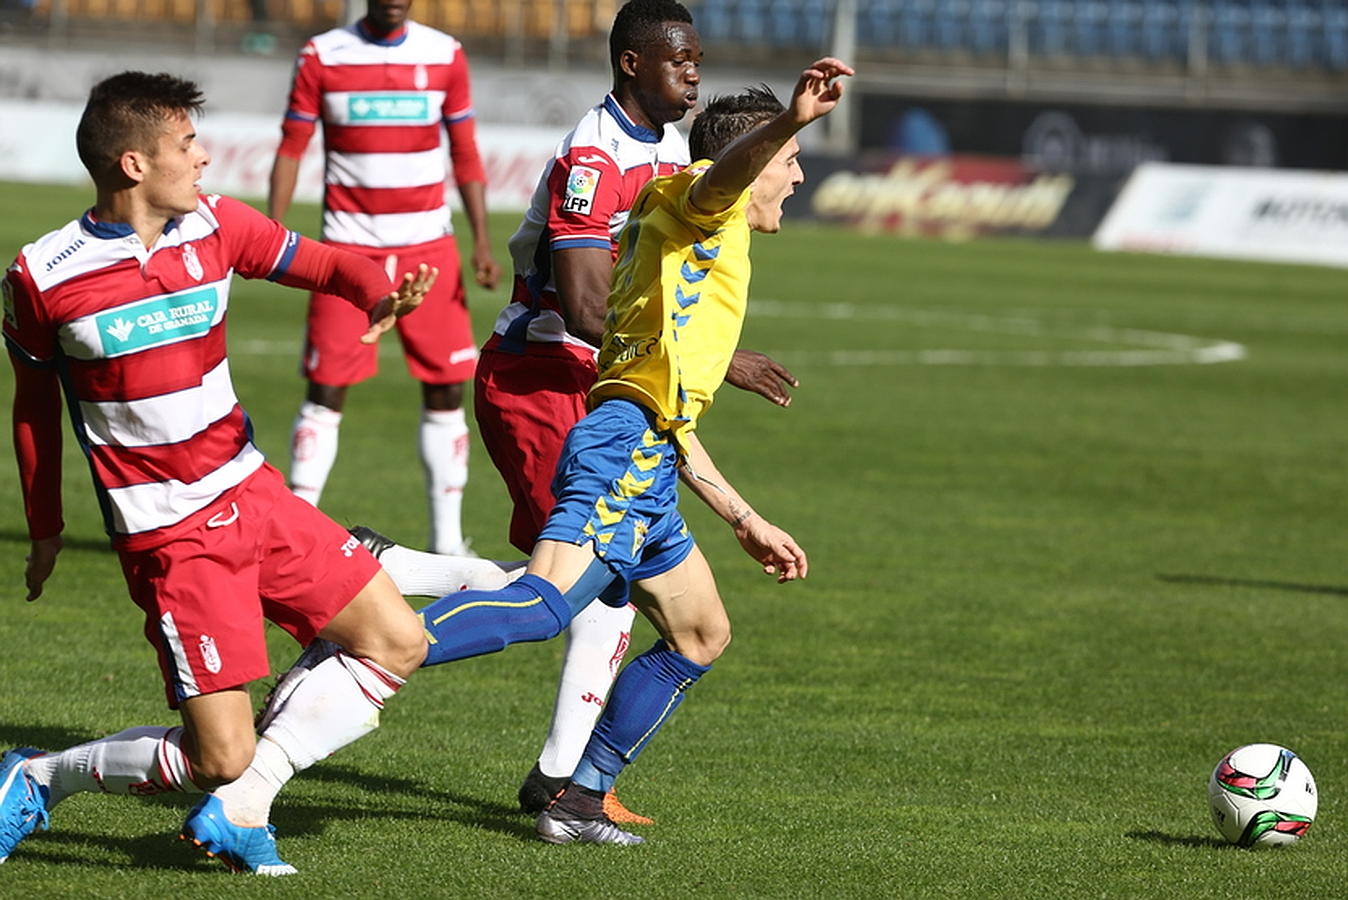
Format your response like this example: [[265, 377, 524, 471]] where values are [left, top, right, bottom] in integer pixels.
[[0, 723, 107, 753], [285, 764, 533, 840], [0, 528, 112, 553], [1125, 830, 1231, 850], [1157, 574, 1348, 597]]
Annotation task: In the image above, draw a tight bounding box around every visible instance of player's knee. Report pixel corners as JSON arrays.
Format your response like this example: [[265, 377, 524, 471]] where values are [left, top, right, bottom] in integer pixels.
[[670, 622, 731, 667], [189, 739, 256, 788], [343, 620, 427, 679]]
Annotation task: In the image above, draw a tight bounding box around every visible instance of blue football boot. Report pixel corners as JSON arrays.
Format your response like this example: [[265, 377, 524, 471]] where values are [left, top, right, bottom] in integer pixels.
[[0, 748, 49, 864], [179, 794, 297, 875]]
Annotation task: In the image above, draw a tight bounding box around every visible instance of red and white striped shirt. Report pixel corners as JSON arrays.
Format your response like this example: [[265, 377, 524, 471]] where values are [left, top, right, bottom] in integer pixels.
[[277, 18, 486, 248], [3, 195, 386, 549], [493, 94, 689, 350]]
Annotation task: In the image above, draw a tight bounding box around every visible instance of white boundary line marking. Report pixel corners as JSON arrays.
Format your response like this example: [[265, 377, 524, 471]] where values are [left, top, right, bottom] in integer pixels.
[[229, 302, 1248, 369], [750, 300, 1247, 368]]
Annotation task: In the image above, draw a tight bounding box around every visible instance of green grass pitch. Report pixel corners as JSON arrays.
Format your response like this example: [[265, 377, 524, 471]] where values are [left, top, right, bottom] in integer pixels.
[[1, 179, 1345, 896]]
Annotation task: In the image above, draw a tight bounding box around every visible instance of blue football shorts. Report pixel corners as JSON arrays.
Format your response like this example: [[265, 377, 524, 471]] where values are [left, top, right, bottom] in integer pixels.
[[538, 398, 695, 592]]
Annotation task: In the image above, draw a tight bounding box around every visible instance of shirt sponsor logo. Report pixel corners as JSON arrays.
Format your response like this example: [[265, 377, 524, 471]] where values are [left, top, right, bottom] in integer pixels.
[[348, 93, 431, 122], [96, 287, 219, 356], [562, 165, 602, 215], [45, 238, 85, 272]]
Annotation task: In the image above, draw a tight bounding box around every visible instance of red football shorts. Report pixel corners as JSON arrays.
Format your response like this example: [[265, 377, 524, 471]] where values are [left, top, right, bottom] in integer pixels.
[[302, 235, 476, 387], [118, 464, 382, 708], [474, 335, 597, 553]]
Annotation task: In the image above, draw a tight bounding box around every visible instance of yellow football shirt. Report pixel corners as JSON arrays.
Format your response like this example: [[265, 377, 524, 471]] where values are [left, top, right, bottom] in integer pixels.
[[590, 161, 753, 449]]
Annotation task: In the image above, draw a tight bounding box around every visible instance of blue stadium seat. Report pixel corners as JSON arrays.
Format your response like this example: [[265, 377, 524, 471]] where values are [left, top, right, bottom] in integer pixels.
[[1106, 0, 1145, 57], [1071, 0, 1109, 55], [732, 0, 768, 44], [932, 0, 970, 50], [858, 0, 905, 49], [796, 0, 832, 47], [1283, 2, 1320, 68], [697, 1, 734, 43], [1030, 0, 1074, 55], [1209, 1, 1253, 64], [1323, 2, 1348, 68], [969, 0, 1010, 55], [1248, 1, 1286, 66], [1140, 0, 1183, 60]]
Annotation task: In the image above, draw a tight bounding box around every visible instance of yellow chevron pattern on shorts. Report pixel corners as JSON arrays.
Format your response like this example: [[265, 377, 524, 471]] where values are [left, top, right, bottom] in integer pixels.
[[614, 469, 655, 498], [594, 496, 625, 526], [631, 447, 662, 471]]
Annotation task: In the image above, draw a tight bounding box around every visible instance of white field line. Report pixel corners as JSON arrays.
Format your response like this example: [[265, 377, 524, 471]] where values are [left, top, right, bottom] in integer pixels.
[[230, 302, 1248, 368], [749, 300, 1247, 368]]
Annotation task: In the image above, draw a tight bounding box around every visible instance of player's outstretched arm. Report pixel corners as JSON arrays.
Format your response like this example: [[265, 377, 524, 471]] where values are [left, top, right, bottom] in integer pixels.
[[677, 432, 809, 582], [362, 263, 439, 344], [691, 57, 853, 215]]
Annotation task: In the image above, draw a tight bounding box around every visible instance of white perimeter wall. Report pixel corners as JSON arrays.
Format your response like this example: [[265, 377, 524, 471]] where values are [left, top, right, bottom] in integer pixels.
[[1094, 162, 1348, 270]]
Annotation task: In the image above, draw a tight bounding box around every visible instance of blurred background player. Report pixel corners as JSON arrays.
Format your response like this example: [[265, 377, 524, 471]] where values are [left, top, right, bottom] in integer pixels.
[[0, 71, 431, 873], [475, 0, 800, 822], [268, 0, 500, 555]]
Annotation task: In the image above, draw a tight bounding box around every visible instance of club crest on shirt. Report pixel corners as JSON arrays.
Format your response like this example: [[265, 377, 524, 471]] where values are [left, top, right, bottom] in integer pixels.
[[562, 166, 601, 214], [182, 242, 204, 281]]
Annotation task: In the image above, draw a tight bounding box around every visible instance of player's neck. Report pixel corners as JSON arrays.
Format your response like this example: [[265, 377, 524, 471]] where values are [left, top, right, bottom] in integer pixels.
[[612, 85, 661, 134], [93, 191, 175, 250], [360, 16, 406, 41]]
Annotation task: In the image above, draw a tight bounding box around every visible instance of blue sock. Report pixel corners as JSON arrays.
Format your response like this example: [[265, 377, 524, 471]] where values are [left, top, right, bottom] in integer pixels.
[[570, 641, 711, 793], [417, 574, 573, 667]]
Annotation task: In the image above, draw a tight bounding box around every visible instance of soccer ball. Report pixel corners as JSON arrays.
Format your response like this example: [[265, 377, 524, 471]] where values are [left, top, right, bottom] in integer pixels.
[[1208, 743, 1317, 848]]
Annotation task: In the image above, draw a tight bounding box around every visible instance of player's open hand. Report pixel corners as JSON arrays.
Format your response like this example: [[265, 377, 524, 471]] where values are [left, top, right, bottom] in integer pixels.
[[790, 57, 854, 125], [726, 349, 799, 407], [362, 263, 438, 344], [734, 518, 808, 583], [25, 535, 62, 602], [472, 243, 502, 290]]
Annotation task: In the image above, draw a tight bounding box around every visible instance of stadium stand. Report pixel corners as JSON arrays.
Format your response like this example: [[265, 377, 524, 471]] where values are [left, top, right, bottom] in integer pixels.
[[5, 0, 1347, 72], [689, 0, 1348, 71]]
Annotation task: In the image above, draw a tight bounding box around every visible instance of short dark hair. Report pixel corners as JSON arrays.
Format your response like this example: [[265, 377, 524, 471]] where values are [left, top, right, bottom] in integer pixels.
[[609, 0, 694, 73], [76, 71, 205, 183], [689, 85, 785, 160]]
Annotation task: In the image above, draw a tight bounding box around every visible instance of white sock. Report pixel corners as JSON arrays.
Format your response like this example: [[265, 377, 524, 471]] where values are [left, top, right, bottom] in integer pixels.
[[261, 651, 404, 772], [289, 400, 342, 506], [537, 600, 637, 778], [379, 543, 527, 596], [25, 725, 197, 807], [210, 736, 294, 827], [420, 407, 468, 553]]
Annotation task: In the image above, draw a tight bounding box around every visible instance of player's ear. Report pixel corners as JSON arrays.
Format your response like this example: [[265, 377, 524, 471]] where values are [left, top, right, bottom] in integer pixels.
[[618, 48, 640, 80], [118, 149, 149, 185]]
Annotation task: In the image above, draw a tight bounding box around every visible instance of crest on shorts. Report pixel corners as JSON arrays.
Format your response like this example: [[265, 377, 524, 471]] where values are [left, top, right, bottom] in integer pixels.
[[182, 242, 203, 281], [562, 165, 601, 215], [199, 634, 222, 674]]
